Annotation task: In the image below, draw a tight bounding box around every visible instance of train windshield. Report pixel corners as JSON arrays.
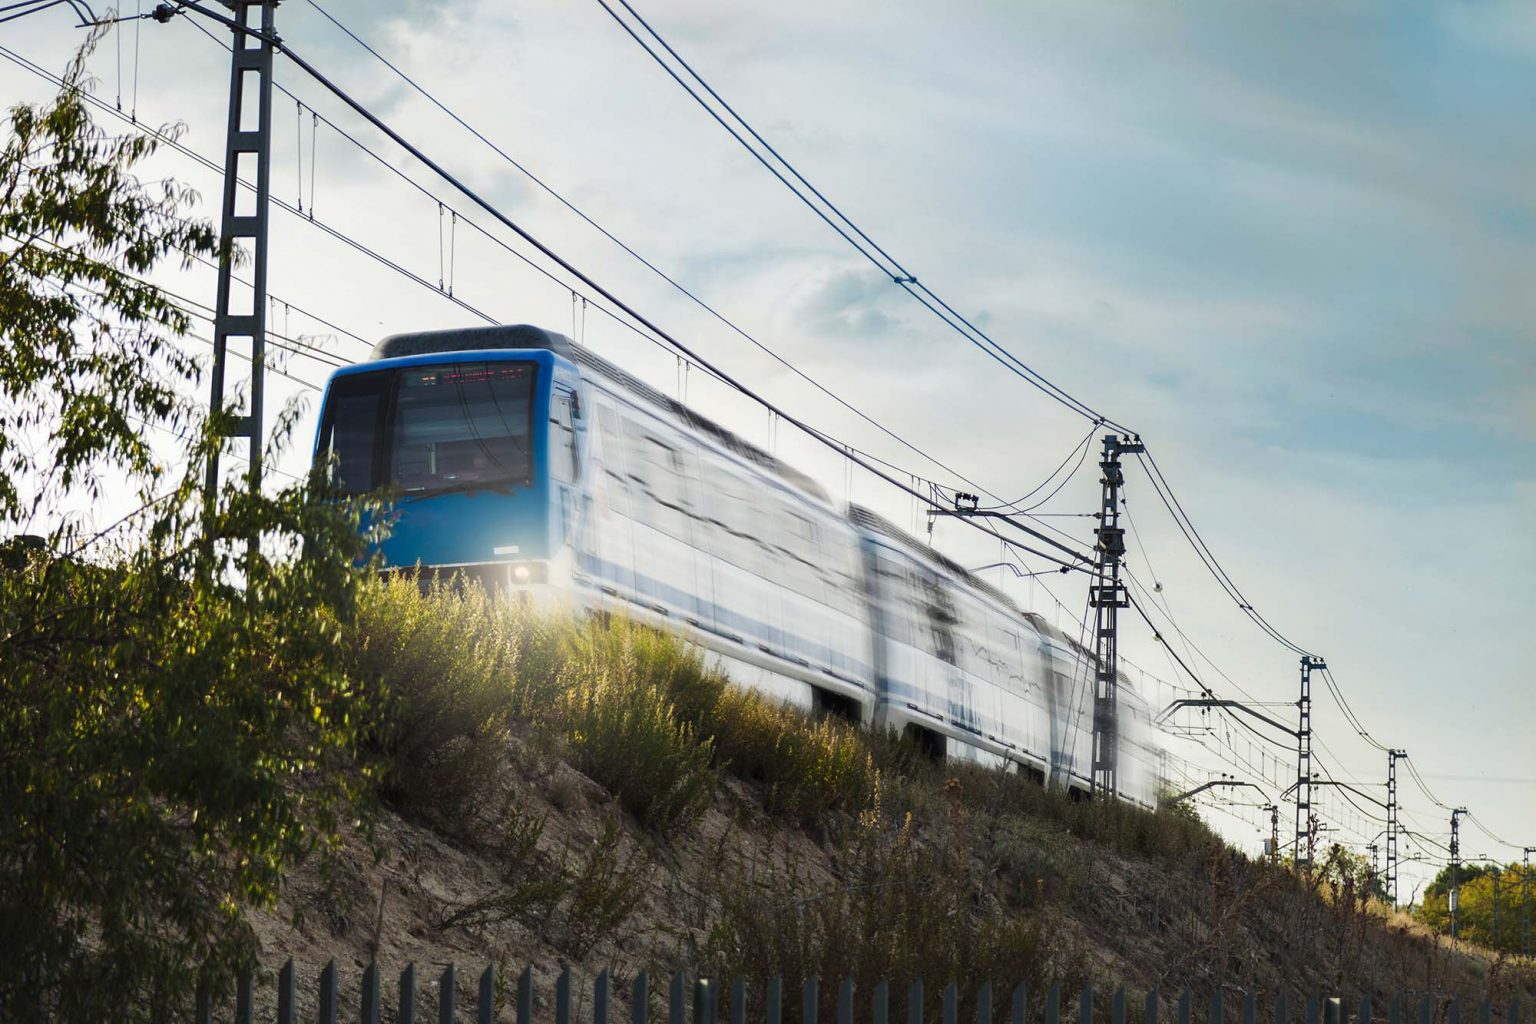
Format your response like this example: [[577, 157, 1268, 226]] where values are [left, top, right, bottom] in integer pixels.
[[317, 360, 537, 495]]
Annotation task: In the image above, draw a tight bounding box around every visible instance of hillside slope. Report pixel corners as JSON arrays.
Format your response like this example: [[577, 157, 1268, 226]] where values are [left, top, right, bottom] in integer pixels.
[[245, 579, 1533, 1019]]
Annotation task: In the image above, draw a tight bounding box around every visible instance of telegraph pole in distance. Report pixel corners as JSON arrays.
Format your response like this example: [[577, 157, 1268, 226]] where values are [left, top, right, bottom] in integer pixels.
[[1294, 655, 1324, 873], [1090, 433, 1143, 798], [1492, 865, 1501, 950], [1387, 750, 1405, 906], [204, 0, 278, 534], [1523, 846, 1532, 957], [1449, 808, 1467, 940], [1263, 803, 1280, 864]]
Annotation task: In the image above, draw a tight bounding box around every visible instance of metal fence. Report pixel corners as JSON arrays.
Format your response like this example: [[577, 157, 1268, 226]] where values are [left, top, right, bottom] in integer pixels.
[[199, 963, 1523, 1024]]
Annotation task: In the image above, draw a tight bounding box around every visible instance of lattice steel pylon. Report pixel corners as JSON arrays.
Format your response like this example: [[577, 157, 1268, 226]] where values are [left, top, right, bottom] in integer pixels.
[[205, 1, 278, 525], [1294, 655, 1325, 872], [1386, 749, 1405, 906], [1090, 433, 1143, 798]]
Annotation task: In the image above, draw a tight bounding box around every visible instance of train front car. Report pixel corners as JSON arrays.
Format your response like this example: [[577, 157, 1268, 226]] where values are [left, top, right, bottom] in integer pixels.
[[312, 324, 585, 598]]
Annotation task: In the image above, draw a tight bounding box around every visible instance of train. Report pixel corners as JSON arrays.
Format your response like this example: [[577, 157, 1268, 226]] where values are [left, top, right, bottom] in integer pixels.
[[313, 323, 1164, 805]]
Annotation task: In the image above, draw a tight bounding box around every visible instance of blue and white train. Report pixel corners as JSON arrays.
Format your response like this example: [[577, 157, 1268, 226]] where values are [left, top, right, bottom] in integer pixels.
[[314, 324, 1163, 805]]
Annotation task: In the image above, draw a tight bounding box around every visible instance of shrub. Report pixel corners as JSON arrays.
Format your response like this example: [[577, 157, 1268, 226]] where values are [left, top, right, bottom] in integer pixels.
[[348, 573, 548, 823], [702, 790, 1088, 1016], [557, 620, 717, 834]]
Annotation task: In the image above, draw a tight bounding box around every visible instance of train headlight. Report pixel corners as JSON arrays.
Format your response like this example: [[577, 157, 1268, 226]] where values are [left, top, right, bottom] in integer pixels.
[[507, 561, 546, 585]]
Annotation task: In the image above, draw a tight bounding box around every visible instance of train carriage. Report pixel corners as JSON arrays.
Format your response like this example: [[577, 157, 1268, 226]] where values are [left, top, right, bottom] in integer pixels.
[[851, 505, 1059, 779], [312, 322, 1165, 804]]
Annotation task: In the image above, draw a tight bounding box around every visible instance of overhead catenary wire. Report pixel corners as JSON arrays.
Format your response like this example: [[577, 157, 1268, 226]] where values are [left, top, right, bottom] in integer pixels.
[[299, 0, 1030, 517], [600, 0, 1353, 700], [592, 0, 1126, 433]]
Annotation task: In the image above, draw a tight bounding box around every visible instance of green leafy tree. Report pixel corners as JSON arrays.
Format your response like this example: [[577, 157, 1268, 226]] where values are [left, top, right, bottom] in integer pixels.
[[1415, 862, 1530, 953], [0, 35, 375, 1020]]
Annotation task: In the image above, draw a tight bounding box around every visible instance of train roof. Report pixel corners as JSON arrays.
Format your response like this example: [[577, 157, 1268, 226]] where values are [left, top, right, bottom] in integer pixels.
[[848, 503, 1111, 664], [847, 505, 1024, 614], [370, 324, 830, 504]]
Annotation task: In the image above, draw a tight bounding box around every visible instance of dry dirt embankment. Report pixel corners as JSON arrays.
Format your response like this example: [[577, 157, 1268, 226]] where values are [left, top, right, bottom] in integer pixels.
[[246, 578, 1535, 1018]]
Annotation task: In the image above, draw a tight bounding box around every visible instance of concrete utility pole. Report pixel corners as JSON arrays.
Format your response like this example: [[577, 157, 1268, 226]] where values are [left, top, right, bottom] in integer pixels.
[[1294, 655, 1324, 872], [1089, 434, 1143, 798], [1386, 750, 1405, 906], [205, 1, 278, 531], [1449, 808, 1467, 940]]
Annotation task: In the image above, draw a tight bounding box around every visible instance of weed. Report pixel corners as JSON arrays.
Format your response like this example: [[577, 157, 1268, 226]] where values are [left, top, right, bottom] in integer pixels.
[[558, 818, 653, 957], [558, 621, 717, 834]]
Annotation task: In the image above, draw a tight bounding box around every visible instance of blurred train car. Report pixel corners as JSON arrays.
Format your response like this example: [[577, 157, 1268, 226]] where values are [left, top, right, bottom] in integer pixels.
[[312, 324, 1162, 804]]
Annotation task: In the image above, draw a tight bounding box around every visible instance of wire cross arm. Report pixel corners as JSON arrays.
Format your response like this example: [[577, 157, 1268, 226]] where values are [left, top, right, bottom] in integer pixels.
[[1155, 699, 1299, 738], [1277, 778, 1389, 810], [1161, 779, 1269, 806]]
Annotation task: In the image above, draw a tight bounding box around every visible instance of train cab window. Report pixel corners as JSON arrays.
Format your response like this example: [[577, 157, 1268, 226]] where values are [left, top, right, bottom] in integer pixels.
[[315, 371, 386, 494], [389, 361, 534, 494], [551, 391, 576, 483]]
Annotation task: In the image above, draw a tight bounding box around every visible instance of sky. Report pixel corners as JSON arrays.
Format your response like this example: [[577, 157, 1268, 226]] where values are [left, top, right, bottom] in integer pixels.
[[2, 0, 1532, 895]]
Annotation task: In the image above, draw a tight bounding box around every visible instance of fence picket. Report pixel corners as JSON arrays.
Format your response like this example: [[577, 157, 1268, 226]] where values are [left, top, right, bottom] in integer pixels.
[[1275, 993, 1286, 1024], [195, 981, 211, 1024], [695, 978, 714, 1024], [1480, 1003, 1491, 1024], [1509, 999, 1520, 1024], [732, 977, 747, 1024], [277, 958, 296, 1024], [597, 969, 611, 1024], [1243, 992, 1255, 1024], [840, 979, 856, 1024], [636, 971, 651, 1024], [1080, 987, 1093, 1024], [945, 982, 960, 1024], [1014, 985, 1029, 1024], [479, 966, 495, 1024], [1177, 988, 1191, 1024], [874, 979, 889, 1024], [1211, 990, 1222, 1024], [1112, 987, 1124, 1024], [362, 962, 381, 1024], [979, 982, 994, 1024], [520, 966, 534, 1024], [910, 980, 926, 1024], [237, 964, 254, 1024], [1418, 997, 1430, 1024], [559, 967, 573, 1024], [1452, 997, 1462, 1024], [439, 965, 456, 1024], [1388, 997, 1399, 1024], [766, 977, 781, 1024], [673, 972, 688, 1024], [805, 977, 820, 1024], [320, 960, 338, 1024], [1046, 984, 1061, 1024], [1359, 996, 1370, 1024], [400, 964, 417, 1024], [1306, 995, 1318, 1024]]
